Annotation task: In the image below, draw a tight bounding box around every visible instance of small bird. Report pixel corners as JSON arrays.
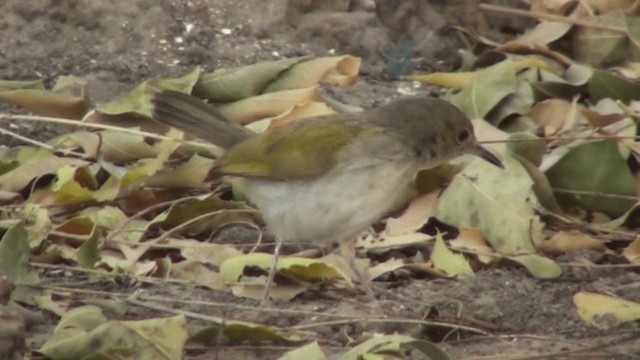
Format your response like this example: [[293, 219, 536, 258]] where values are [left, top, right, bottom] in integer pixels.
[[152, 90, 503, 300]]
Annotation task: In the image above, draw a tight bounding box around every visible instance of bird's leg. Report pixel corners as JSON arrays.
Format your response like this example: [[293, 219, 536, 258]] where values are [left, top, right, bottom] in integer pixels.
[[340, 240, 385, 315], [261, 238, 282, 305]]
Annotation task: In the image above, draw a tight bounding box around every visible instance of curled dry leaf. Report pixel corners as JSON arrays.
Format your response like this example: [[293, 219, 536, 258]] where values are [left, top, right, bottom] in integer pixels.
[[538, 230, 609, 254], [265, 55, 361, 91], [612, 62, 640, 79], [449, 227, 496, 264], [264, 101, 335, 129], [218, 86, 322, 125], [527, 97, 580, 136], [385, 192, 438, 237], [621, 236, 640, 264]]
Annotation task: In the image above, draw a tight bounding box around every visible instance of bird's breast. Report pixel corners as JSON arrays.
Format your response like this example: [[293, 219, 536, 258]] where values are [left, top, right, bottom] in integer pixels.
[[234, 161, 419, 245]]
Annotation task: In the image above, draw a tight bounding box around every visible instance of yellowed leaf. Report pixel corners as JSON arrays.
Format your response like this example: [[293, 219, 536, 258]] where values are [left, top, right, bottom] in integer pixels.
[[574, 291, 640, 325], [219, 253, 351, 300], [169, 239, 244, 266], [169, 260, 225, 290], [145, 154, 214, 189], [405, 71, 475, 90], [432, 234, 473, 276]]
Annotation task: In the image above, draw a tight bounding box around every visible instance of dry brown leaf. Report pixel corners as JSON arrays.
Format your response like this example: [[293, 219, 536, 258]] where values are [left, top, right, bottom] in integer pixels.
[[145, 154, 214, 189], [612, 62, 640, 79], [366, 257, 406, 280], [266, 101, 336, 129], [538, 230, 609, 254], [170, 239, 244, 266], [572, 0, 640, 16], [357, 232, 431, 251], [622, 236, 640, 264], [527, 98, 580, 135], [266, 55, 361, 90], [403, 262, 446, 277], [100, 248, 158, 276], [404, 71, 475, 90], [385, 192, 438, 237], [219, 86, 321, 125], [449, 227, 496, 264], [0, 157, 89, 192], [581, 108, 626, 128], [169, 260, 225, 289], [83, 110, 171, 135], [498, 43, 573, 67]]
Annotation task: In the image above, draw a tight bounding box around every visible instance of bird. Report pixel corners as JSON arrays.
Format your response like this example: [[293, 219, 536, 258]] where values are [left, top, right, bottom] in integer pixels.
[[152, 90, 503, 301]]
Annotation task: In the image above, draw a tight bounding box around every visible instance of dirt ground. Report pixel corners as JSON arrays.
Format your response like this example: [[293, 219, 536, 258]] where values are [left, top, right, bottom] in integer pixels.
[[1, 0, 640, 359]]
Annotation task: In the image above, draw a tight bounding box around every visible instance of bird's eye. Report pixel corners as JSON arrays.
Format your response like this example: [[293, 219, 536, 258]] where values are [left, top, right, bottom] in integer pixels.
[[457, 129, 471, 143]]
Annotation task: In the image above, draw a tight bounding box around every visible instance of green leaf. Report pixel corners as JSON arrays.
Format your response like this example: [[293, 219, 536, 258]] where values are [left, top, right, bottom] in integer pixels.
[[510, 254, 562, 279], [448, 59, 517, 120], [571, 10, 629, 67], [486, 70, 535, 126], [588, 69, 640, 103], [517, 21, 572, 44], [431, 233, 473, 276], [190, 319, 309, 345], [279, 341, 327, 360], [0, 79, 44, 91], [219, 253, 352, 300], [339, 334, 450, 360], [0, 225, 39, 285], [545, 139, 636, 218], [436, 153, 544, 255], [531, 64, 592, 101], [77, 227, 100, 269], [96, 67, 201, 117], [39, 306, 188, 360], [193, 57, 311, 101], [163, 195, 259, 235]]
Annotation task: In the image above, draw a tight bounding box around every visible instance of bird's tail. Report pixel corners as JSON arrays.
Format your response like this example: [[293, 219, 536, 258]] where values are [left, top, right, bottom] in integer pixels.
[[151, 90, 252, 149]]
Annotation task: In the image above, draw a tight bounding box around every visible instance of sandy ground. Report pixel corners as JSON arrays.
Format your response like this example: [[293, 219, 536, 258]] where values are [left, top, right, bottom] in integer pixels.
[[1, 0, 639, 359]]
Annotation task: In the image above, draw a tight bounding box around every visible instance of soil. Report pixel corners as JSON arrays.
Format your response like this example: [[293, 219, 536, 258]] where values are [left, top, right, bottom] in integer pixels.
[[1, 0, 639, 359]]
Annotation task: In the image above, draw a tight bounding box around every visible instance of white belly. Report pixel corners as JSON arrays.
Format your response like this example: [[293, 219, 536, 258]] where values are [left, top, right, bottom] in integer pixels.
[[236, 162, 417, 245]]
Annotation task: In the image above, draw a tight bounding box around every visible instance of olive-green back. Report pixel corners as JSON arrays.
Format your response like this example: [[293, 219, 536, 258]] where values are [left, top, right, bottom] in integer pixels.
[[213, 115, 376, 180]]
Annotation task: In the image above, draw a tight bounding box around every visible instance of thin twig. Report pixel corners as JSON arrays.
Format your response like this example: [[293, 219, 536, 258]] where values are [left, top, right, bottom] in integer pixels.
[[0, 113, 216, 151], [480, 4, 627, 33]]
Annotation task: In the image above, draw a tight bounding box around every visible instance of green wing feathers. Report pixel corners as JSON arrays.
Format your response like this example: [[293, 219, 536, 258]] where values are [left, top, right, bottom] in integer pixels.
[[214, 119, 369, 180]]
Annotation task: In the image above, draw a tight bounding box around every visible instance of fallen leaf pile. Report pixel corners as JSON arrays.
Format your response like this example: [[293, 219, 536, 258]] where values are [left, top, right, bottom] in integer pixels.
[[1, 2, 640, 358]]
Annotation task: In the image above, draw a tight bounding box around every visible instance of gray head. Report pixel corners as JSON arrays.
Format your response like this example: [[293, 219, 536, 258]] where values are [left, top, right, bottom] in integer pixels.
[[369, 97, 503, 168]]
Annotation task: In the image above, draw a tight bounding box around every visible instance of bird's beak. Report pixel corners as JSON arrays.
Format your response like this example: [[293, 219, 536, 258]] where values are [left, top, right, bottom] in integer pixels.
[[472, 144, 504, 168]]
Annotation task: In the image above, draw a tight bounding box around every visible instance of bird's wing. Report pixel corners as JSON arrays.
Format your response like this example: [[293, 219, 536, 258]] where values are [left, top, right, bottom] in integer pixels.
[[213, 118, 376, 180]]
